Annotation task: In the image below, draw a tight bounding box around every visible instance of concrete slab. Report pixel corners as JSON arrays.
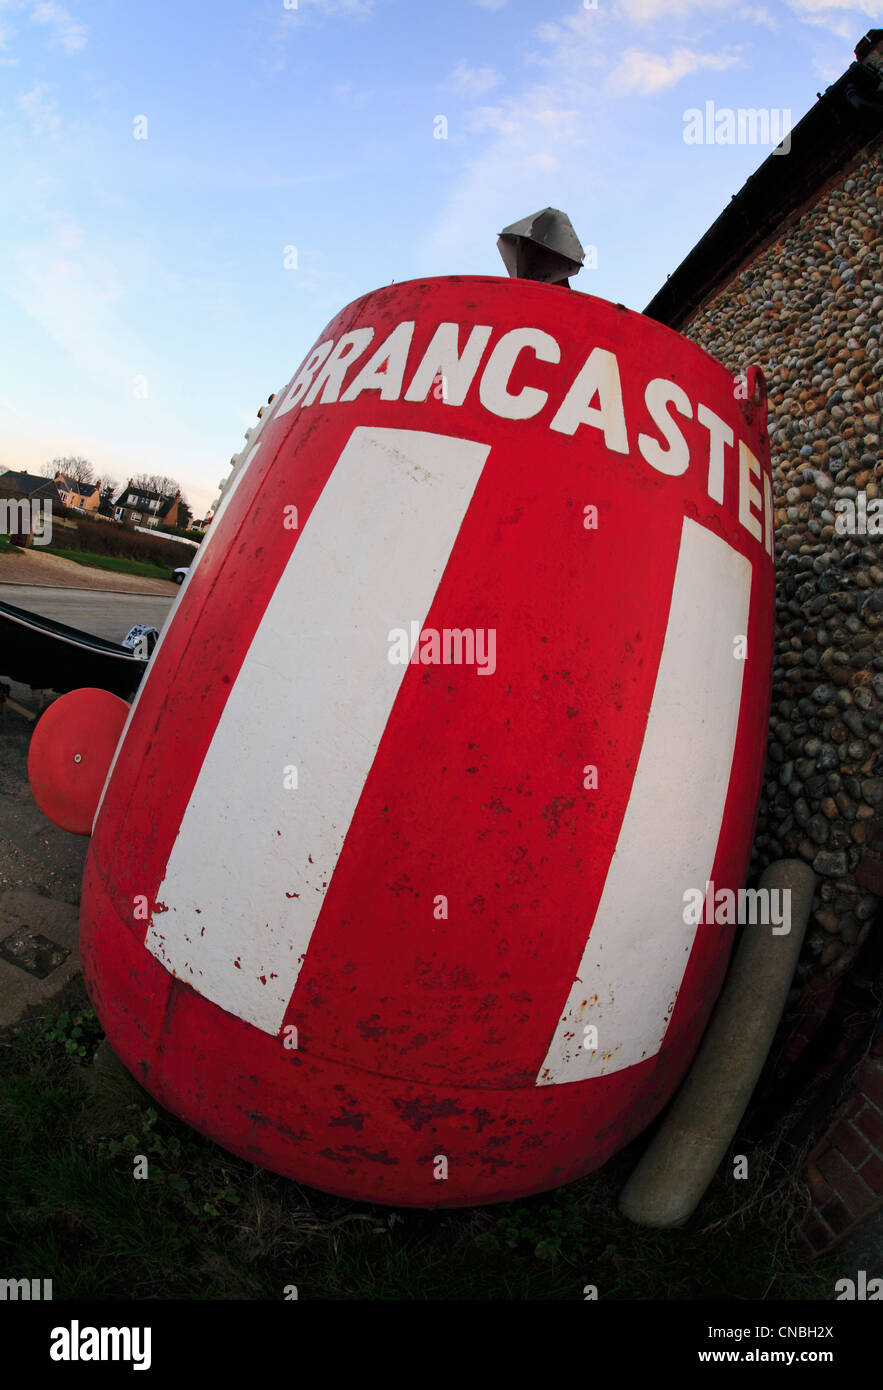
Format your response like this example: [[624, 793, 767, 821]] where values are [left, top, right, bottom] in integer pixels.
[[0, 888, 81, 1025], [0, 695, 87, 1024]]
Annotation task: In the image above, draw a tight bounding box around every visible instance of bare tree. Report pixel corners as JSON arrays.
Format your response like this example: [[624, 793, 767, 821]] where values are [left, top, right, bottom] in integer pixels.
[[132, 473, 182, 498], [45, 456, 97, 486]]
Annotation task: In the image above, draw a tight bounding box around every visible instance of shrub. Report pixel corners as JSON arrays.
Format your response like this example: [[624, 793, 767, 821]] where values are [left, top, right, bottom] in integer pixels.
[[51, 512, 195, 567]]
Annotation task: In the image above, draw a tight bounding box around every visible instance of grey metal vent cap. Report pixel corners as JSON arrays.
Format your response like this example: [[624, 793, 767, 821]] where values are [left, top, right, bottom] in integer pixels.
[[497, 208, 585, 284]]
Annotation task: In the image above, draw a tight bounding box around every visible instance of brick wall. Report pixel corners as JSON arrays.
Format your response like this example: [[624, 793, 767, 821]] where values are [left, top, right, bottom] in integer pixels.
[[801, 1046, 883, 1252]]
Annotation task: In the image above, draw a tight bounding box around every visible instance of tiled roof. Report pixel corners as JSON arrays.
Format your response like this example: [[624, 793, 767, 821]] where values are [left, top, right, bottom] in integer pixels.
[[58, 475, 99, 499], [0, 470, 58, 498]]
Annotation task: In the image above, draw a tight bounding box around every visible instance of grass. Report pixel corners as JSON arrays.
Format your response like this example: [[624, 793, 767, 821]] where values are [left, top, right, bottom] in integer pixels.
[[0, 979, 844, 1302], [44, 548, 174, 581]]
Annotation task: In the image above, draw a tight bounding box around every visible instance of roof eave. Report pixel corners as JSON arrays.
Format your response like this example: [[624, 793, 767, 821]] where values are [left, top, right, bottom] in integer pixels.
[[643, 60, 883, 330]]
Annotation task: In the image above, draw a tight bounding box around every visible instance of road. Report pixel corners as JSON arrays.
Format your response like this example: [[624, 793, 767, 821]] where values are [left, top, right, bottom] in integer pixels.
[[0, 584, 177, 643]]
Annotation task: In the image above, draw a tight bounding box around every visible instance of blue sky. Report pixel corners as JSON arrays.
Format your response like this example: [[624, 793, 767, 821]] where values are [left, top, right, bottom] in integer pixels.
[[0, 0, 879, 515]]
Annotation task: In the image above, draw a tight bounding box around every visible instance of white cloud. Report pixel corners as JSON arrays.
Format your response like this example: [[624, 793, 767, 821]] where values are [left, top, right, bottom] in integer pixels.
[[787, 0, 883, 13], [0, 20, 18, 63], [808, 15, 862, 36], [281, 0, 375, 18], [449, 59, 501, 98], [462, 104, 518, 134], [784, 0, 883, 35], [617, 0, 787, 21], [30, 1, 87, 54], [528, 8, 612, 79], [462, 104, 581, 142], [18, 83, 61, 135], [423, 0, 833, 299], [618, 0, 730, 18], [12, 235, 129, 387], [333, 81, 374, 106], [421, 73, 598, 273], [54, 218, 83, 250], [607, 46, 740, 94], [5, 207, 226, 513], [814, 54, 850, 80], [744, 6, 778, 27], [267, 0, 377, 70], [418, 10, 626, 275], [524, 151, 559, 172], [304, 0, 374, 9], [535, 12, 603, 47]]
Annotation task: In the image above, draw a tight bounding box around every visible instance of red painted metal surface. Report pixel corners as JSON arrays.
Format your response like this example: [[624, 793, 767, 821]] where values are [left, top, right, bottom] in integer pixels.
[[79, 276, 774, 1207], [28, 688, 130, 835]]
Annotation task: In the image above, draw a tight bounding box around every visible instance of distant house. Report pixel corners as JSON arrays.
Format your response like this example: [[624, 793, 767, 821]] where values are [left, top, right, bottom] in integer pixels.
[[0, 470, 61, 546], [54, 472, 101, 512], [0, 470, 62, 506], [113, 481, 189, 530]]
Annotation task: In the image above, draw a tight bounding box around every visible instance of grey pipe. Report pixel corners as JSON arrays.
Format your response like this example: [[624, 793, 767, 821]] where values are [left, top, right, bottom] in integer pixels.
[[618, 859, 816, 1228]]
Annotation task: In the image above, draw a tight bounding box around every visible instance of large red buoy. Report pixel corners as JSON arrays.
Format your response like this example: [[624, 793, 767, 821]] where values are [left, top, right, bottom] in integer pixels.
[[75, 276, 774, 1206]]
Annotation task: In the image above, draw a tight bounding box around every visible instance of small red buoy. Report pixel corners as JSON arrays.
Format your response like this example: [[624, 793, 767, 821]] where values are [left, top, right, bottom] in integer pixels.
[[28, 688, 129, 834]]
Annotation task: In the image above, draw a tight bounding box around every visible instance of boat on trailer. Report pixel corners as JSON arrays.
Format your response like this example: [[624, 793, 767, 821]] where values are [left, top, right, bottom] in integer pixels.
[[0, 600, 148, 699]]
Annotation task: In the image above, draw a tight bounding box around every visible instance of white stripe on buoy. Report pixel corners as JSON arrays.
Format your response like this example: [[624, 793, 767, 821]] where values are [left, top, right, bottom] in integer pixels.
[[145, 426, 491, 1034], [536, 517, 752, 1085], [91, 439, 266, 831]]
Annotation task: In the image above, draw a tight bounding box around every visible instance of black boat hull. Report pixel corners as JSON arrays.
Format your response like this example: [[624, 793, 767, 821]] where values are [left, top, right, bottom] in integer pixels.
[[0, 600, 148, 699]]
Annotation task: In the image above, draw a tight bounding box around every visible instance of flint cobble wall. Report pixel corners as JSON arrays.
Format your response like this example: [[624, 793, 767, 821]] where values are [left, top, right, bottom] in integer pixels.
[[682, 142, 883, 983]]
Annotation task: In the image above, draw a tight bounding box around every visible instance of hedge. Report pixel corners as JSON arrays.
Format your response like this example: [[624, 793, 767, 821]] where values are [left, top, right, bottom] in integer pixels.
[[51, 511, 196, 567]]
